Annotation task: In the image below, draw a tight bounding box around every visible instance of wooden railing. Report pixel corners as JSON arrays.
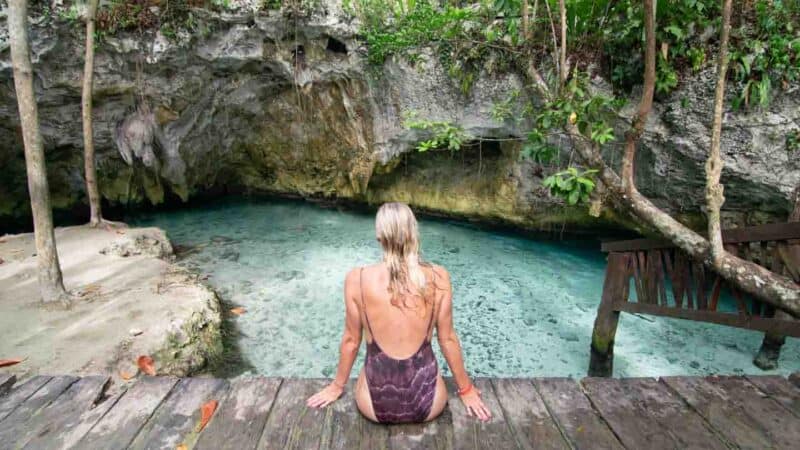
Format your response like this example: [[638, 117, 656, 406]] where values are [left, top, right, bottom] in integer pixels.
[[588, 222, 800, 376]]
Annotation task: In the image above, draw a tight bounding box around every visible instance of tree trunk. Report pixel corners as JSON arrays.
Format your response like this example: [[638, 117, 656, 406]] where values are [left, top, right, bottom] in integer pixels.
[[521, 0, 529, 41], [705, 0, 733, 265], [620, 0, 656, 191], [558, 0, 567, 85], [8, 0, 68, 304], [83, 0, 103, 226]]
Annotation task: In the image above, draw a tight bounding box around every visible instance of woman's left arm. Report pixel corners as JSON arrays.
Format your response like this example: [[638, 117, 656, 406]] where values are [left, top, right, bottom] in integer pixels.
[[307, 269, 363, 408]]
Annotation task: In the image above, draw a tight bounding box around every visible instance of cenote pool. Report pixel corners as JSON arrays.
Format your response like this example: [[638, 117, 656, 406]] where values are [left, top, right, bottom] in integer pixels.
[[131, 198, 800, 378]]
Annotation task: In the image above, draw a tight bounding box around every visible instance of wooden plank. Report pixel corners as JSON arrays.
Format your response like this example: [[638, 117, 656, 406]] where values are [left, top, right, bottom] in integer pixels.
[[619, 378, 728, 449], [532, 378, 623, 450], [745, 375, 800, 417], [258, 379, 329, 450], [613, 301, 800, 337], [0, 375, 15, 396], [602, 222, 800, 252], [492, 378, 567, 450], [0, 375, 78, 446], [790, 372, 800, 389], [74, 376, 179, 450], [319, 378, 390, 450], [582, 377, 679, 449], [448, 378, 517, 449], [11, 376, 109, 449], [706, 376, 800, 447], [388, 408, 452, 450], [195, 377, 281, 450], [26, 389, 121, 450], [661, 376, 775, 449], [0, 376, 51, 423], [129, 377, 229, 450]]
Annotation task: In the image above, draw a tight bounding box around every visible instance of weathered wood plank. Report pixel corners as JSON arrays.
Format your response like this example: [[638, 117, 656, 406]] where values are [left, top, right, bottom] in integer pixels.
[[0, 375, 15, 396], [448, 378, 517, 450], [745, 375, 800, 417], [613, 301, 800, 337], [601, 222, 800, 252], [619, 378, 728, 449], [195, 377, 281, 450], [582, 377, 678, 449], [258, 378, 329, 450], [0, 376, 51, 423], [11, 376, 109, 450], [532, 378, 622, 450], [74, 376, 178, 450], [707, 376, 800, 447], [662, 376, 775, 449], [492, 378, 567, 450], [318, 379, 389, 450], [0, 375, 78, 446], [388, 403, 452, 450], [129, 377, 229, 450]]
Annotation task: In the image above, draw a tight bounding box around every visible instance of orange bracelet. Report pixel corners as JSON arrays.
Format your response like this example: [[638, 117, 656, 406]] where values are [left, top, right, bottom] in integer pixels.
[[457, 383, 474, 396]]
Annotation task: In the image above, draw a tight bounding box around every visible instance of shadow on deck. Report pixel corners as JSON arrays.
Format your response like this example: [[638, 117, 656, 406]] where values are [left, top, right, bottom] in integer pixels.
[[1, 373, 799, 449]]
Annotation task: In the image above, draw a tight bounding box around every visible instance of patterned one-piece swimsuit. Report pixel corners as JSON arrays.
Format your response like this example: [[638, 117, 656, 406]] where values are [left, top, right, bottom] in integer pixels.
[[360, 269, 439, 424]]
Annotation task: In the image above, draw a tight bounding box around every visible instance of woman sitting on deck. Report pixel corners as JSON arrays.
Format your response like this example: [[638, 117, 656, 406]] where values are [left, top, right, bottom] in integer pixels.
[[307, 202, 491, 423]]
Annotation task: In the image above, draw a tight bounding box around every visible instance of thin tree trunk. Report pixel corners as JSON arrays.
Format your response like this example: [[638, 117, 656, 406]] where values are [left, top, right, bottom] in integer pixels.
[[8, 0, 68, 304], [621, 0, 656, 191], [558, 0, 567, 85], [83, 0, 103, 226], [543, 0, 560, 78], [705, 0, 733, 265], [522, 0, 529, 41]]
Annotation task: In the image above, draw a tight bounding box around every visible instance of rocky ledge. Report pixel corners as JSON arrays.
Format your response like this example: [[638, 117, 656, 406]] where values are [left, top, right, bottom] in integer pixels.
[[0, 225, 223, 385], [0, 2, 797, 232]]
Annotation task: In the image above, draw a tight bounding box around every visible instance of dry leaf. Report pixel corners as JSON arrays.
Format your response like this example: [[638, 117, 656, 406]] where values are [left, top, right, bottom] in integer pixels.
[[116, 230, 126, 235], [176, 444, 188, 450], [0, 257, 4, 265], [119, 370, 136, 381], [230, 307, 246, 316], [197, 399, 218, 432], [0, 357, 26, 368], [137, 355, 156, 376]]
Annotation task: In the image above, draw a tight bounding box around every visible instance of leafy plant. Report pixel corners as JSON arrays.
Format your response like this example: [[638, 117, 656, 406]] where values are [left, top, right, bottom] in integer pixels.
[[403, 112, 470, 152], [543, 167, 598, 205], [787, 131, 800, 153]]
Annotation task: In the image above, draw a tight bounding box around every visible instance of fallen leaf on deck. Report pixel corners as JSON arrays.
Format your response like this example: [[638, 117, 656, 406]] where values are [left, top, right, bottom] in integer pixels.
[[78, 283, 101, 297], [137, 355, 157, 376], [197, 399, 218, 432], [0, 358, 26, 368], [176, 444, 188, 450], [230, 307, 246, 316], [0, 257, 4, 265], [119, 370, 136, 381], [116, 230, 126, 235]]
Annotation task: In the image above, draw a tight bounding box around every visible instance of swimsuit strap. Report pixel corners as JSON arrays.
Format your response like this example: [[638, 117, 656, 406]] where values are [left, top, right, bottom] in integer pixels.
[[425, 289, 438, 341], [360, 268, 375, 337]]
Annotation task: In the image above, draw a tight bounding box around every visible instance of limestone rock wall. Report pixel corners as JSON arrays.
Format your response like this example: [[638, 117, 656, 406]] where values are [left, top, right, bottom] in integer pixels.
[[0, 4, 797, 232]]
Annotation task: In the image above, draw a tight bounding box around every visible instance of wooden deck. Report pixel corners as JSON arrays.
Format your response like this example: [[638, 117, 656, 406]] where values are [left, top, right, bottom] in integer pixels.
[[1, 373, 799, 449]]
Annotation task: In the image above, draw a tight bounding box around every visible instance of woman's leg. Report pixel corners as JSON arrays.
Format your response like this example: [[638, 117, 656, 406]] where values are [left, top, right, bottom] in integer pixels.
[[424, 374, 448, 422], [355, 369, 379, 422]]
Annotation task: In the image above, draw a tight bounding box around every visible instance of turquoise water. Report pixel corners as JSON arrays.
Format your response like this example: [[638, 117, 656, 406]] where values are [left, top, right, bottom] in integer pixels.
[[131, 198, 799, 378]]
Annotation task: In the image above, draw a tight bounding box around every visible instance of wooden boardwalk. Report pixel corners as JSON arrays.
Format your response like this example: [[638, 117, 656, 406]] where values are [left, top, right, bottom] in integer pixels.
[[0, 373, 799, 449]]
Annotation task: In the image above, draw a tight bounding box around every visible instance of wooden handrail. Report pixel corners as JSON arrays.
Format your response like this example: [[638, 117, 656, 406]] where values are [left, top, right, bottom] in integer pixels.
[[601, 222, 800, 253]]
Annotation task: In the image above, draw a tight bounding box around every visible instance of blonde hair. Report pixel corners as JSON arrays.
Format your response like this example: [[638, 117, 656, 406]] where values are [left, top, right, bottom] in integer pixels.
[[375, 202, 430, 308]]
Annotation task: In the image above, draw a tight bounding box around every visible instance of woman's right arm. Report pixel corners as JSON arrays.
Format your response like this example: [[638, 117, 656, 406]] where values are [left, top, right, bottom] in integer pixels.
[[435, 267, 491, 421]]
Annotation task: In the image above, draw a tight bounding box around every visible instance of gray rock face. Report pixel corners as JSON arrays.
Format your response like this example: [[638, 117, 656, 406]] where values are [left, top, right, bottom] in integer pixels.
[[0, 4, 797, 231]]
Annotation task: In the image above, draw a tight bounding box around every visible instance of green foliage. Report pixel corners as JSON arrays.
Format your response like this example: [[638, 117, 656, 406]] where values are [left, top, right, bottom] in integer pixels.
[[787, 131, 800, 153], [403, 112, 470, 152], [543, 167, 598, 205], [57, 2, 82, 23]]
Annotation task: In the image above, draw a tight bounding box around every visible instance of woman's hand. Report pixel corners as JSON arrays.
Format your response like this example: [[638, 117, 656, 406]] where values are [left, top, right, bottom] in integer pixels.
[[460, 388, 492, 421], [306, 382, 344, 409]]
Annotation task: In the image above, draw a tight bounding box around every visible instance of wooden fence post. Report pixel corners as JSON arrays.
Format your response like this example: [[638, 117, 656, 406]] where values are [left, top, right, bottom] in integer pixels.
[[754, 241, 798, 369], [588, 252, 630, 377]]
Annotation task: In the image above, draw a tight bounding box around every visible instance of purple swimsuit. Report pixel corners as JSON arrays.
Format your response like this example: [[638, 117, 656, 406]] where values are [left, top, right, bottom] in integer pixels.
[[360, 269, 439, 424]]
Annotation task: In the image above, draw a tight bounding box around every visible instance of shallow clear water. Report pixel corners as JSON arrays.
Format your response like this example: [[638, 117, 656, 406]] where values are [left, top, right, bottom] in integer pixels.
[[131, 198, 799, 378]]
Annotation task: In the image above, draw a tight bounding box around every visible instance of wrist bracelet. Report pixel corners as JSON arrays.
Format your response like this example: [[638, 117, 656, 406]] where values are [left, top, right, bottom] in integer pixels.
[[332, 380, 346, 390], [457, 383, 473, 396]]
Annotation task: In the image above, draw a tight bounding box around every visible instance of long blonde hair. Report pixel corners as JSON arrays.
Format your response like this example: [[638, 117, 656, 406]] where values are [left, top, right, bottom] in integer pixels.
[[375, 202, 431, 308]]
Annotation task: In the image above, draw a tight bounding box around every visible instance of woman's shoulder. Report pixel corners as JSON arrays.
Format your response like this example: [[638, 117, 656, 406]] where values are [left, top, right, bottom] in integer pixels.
[[425, 263, 451, 284]]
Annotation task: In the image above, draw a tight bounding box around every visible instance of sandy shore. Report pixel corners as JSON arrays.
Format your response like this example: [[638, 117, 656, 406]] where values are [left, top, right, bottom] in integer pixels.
[[0, 225, 221, 386]]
